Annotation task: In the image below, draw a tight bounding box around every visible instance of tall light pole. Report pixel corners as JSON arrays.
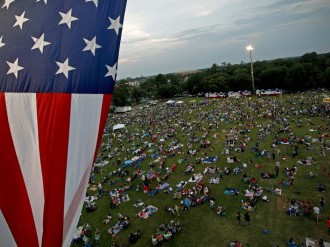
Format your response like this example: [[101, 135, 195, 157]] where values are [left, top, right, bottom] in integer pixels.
[[246, 45, 255, 94]]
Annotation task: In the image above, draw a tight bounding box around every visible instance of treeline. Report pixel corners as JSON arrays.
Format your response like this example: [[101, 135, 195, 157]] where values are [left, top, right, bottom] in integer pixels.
[[113, 52, 330, 106]]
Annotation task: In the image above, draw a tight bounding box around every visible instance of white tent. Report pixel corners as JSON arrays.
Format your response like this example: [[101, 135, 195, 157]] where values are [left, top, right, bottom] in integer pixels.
[[165, 100, 175, 107], [165, 100, 175, 105], [175, 101, 183, 106], [113, 124, 126, 131]]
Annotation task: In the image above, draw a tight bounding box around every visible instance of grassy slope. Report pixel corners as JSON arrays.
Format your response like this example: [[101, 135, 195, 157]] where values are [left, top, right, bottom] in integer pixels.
[[75, 92, 330, 247]]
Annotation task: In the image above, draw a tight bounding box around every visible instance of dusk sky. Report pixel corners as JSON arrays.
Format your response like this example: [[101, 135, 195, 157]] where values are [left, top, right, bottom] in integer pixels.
[[117, 0, 330, 79]]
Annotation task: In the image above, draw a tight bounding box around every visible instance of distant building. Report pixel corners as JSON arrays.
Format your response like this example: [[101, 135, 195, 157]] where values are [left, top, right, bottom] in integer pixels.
[[126, 80, 140, 87], [176, 69, 199, 76]]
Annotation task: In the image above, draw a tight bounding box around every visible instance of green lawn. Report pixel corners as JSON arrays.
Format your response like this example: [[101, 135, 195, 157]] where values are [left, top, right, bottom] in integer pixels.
[[75, 91, 330, 247]]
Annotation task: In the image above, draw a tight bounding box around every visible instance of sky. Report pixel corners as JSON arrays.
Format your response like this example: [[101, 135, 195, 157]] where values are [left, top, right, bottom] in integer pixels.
[[117, 0, 330, 79]]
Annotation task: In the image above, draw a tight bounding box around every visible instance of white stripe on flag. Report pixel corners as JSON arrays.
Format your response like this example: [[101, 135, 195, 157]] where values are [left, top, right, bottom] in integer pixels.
[[62, 167, 93, 247], [63, 94, 103, 245], [0, 210, 17, 247], [5, 93, 44, 246]]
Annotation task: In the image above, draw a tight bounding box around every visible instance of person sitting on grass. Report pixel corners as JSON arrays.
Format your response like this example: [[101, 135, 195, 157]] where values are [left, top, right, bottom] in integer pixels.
[[210, 197, 215, 209], [103, 213, 112, 225], [216, 205, 226, 216], [280, 179, 291, 187], [242, 173, 248, 183], [163, 230, 172, 240], [151, 235, 158, 246], [128, 230, 141, 244], [94, 228, 100, 242], [86, 200, 97, 212], [327, 217, 330, 232], [287, 237, 297, 247], [230, 240, 242, 247], [84, 223, 91, 234], [166, 205, 176, 215]]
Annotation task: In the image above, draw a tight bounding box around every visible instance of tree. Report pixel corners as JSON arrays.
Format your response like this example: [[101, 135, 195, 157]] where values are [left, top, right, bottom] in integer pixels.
[[321, 67, 330, 88], [118, 51, 330, 99], [184, 73, 205, 95], [131, 87, 144, 104], [113, 83, 131, 106], [154, 74, 166, 86], [156, 84, 181, 99], [259, 66, 288, 89]]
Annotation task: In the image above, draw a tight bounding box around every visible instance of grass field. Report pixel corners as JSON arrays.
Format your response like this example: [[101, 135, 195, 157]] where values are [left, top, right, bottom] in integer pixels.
[[75, 91, 330, 247]]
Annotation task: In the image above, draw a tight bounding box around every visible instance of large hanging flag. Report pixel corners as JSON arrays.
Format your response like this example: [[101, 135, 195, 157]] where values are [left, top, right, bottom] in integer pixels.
[[0, 0, 127, 246]]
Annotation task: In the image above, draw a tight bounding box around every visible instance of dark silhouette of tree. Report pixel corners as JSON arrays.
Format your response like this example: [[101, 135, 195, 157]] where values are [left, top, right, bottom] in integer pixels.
[[114, 52, 330, 104]]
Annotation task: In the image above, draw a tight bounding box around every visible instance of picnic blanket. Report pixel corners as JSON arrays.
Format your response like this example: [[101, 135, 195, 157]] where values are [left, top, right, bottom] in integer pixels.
[[260, 172, 275, 179], [297, 160, 314, 165], [184, 198, 191, 208], [117, 194, 130, 204], [306, 238, 330, 247], [124, 160, 133, 165], [178, 158, 186, 164], [84, 196, 98, 203], [203, 156, 218, 163], [245, 191, 255, 197], [151, 153, 158, 158], [209, 177, 220, 184], [89, 185, 97, 191], [176, 181, 187, 189], [109, 222, 123, 235], [147, 171, 158, 180], [138, 205, 158, 219], [224, 188, 239, 195], [158, 183, 169, 190], [188, 174, 203, 183], [226, 157, 234, 163], [110, 194, 130, 206], [73, 226, 83, 240], [148, 189, 159, 197]]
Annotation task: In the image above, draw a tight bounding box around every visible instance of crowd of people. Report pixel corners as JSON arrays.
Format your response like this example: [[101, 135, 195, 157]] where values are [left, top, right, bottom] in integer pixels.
[[73, 90, 329, 246]]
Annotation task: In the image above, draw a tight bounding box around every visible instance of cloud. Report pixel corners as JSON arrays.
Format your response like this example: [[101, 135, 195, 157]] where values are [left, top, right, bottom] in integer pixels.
[[122, 22, 150, 44], [180, 0, 221, 17], [265, 0, 330, 14], [173, 24, 221, 39], [118, 0, 330, 79], [119, 56, 142, 65]]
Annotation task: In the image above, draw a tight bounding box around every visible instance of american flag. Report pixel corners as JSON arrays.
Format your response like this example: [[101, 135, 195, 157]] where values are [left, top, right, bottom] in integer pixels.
[[0, 0, 126, 246]]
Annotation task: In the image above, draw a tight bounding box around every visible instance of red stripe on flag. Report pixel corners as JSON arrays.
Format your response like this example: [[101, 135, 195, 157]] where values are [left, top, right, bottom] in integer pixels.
[[93, 94, 112, 161], [37, 93, 71, 247], [63, 165, 91, 242], [0, 93, 39, 247]]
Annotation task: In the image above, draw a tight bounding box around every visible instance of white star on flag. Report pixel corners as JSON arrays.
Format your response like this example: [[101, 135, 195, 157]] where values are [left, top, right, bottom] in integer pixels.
[[83, 36, 101, 56], [85, 0, 98, 7], [56, 58, 75, 79], [105, 63, 117, 80], [31, 34, 51, 54], [36, 0, 47, 4], [59, 9, 78, 29], [13, 11, 29, 30], [0, 36, 5, 49], [6, 58, 24, 78], [2, 0, 15, 10], [108, 16, 123, 35]]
